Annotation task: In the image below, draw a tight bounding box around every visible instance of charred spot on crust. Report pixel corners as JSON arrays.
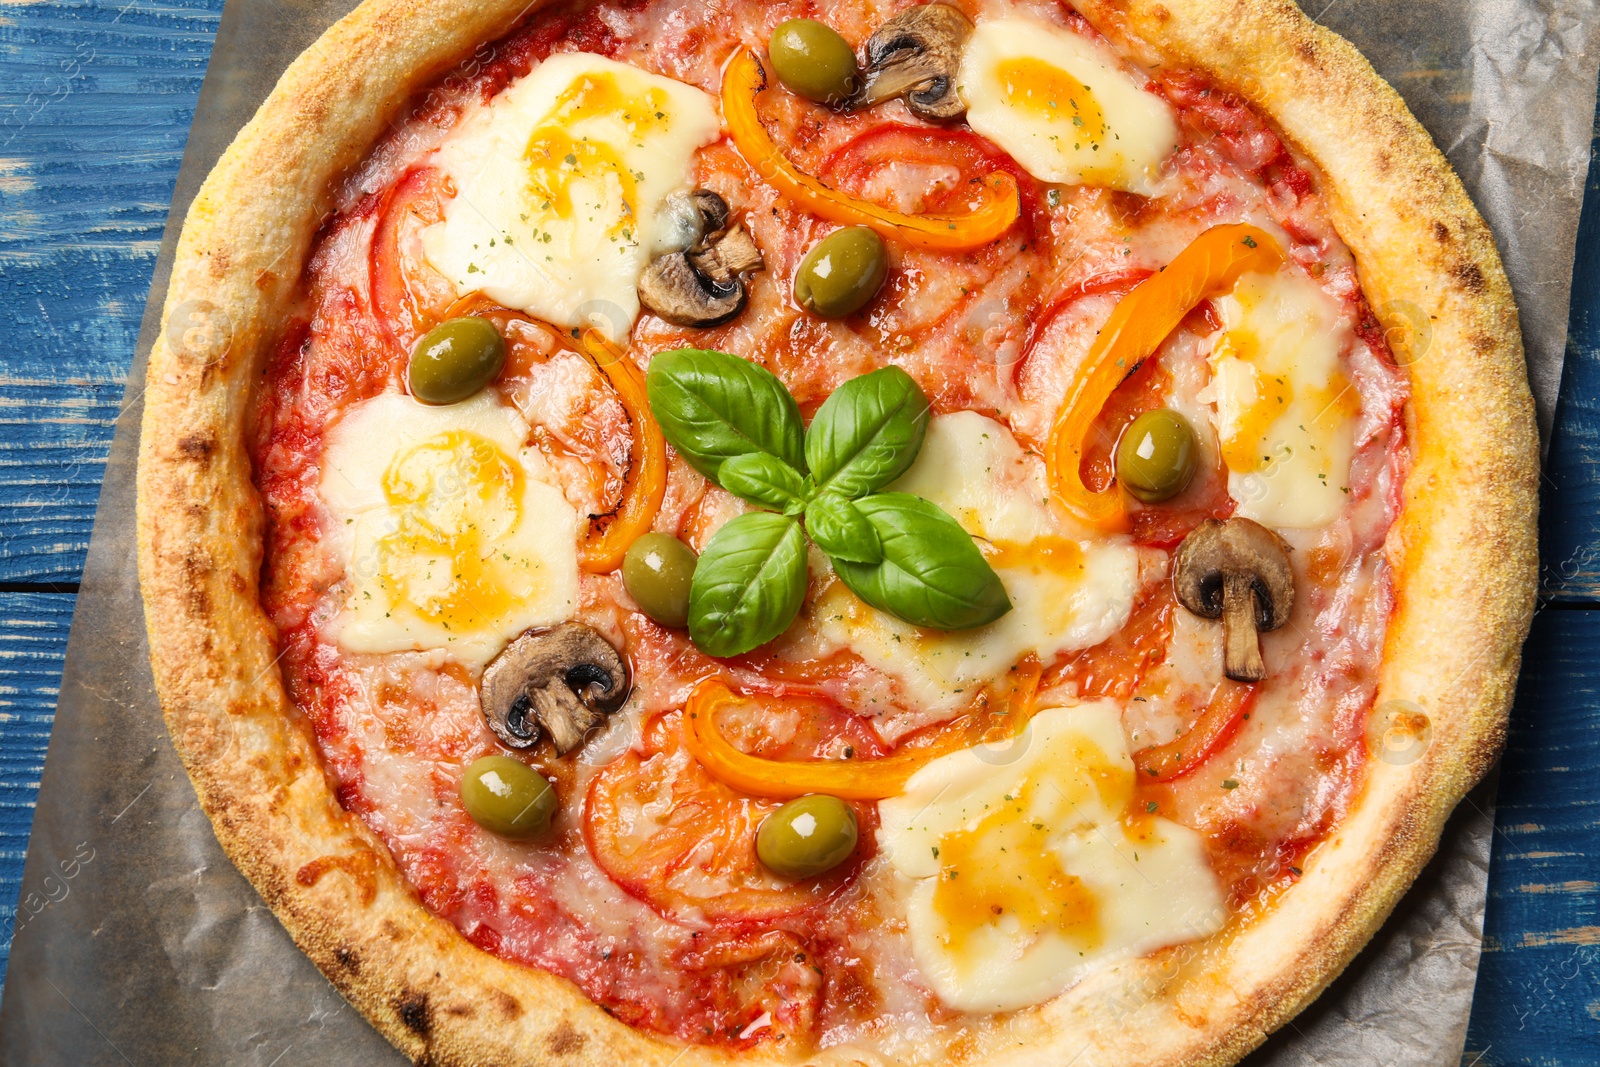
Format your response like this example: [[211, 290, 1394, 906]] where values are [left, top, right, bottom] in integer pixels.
[[334, 945, 361, 974], [545, 1021, 586, 1055], [186, 586, 213, 617], [1433, 220, 1451, 243], [396, 990, 432, 1036], [493, 990, 523, 1021], [1452, 260, 1487, 294], [177, 432, 217, 461]]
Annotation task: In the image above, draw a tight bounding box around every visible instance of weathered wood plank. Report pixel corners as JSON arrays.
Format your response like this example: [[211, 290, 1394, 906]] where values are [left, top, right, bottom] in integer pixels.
[[0, 382, 126, 584], [0, 0, 221, 582], [0, 0, 1596, 1060], [1541, 123, 1600, 600], [1464, 607, 1600, 1065], [0, 593, 72, 992]]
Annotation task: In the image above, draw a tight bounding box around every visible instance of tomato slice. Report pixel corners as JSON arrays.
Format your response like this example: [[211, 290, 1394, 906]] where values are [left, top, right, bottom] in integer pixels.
[[370, 166, 454, 351], [1020, 267, 1236, 549], [1079, 350, 1174, 494], [670, 928, 824, 1047], [1052, 582, 1177, 699], [818, 123, 1043, 233], [584, 710, 875, 923], [1017, 268, 1154, 395], [1134, 679, 1257, 781]]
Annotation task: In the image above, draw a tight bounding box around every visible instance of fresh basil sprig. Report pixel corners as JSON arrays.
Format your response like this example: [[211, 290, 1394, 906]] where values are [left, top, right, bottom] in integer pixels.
[[688, 511, 809, 658], [646, 349, 1011, 657], [806, 366, 930, 498], [718, 452, 811, 515], [829, 494, 1011, 630], [645, 347, 805, 482], [804, 492, 882, 565]]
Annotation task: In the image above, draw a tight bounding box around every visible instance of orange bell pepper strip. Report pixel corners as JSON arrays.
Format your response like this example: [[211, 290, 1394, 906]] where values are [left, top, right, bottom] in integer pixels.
[[1133, 679, 1256, 782], [434, 293, 666, 574], [1046, 223, 1285, 532], [720, 48, 1021, 252], [684, 661, 1042, 800], [572, 327, 668, 574]]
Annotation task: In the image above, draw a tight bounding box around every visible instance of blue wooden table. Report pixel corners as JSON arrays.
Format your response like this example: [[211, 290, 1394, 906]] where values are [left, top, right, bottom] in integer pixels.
[[0, 2, 1594, 1061]]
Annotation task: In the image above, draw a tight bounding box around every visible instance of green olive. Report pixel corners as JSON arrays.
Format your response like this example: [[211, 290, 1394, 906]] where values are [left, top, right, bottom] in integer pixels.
[[409, 316, 507, 404], [623, 533, 698, 628], [1116, 409, 1200, 503], [769, 19, 859, 106], [460, 756, 557, 838], [794, 227, 888, 319], [756, 794, 858, 879]]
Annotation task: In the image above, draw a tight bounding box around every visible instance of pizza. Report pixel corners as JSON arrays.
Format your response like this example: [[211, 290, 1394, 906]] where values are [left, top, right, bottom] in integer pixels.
[[134, 0, 1539, 1063]]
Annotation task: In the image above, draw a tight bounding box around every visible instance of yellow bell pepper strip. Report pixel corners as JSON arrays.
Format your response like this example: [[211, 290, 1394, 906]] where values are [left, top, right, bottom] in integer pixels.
[[439, 293, 666, 573], [428, 292, 665, 575], [1046, 223, 1285, 531], [720, 48, 1021, 252], [1133, 679, 1256, 782], [684, 661, 1042, 800], [572, 327, 668, 574]]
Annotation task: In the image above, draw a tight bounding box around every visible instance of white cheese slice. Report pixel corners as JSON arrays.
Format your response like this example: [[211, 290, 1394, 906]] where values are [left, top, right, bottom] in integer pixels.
[[320, 392, 580, 668], [808, 412, 1138, 712], [1208, 270, 1359, 529], [879, 702, 1227, 1012], [422, 54, 722, 341], [957, 17, 1178, 195]]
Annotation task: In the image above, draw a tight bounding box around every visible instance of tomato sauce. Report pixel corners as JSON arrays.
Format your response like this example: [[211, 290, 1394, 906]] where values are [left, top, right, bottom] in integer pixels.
[[251, 0, 1409, 1054]]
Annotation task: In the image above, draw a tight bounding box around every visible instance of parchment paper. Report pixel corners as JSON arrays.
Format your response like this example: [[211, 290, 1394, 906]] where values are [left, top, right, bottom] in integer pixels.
[[0, 0, 1592, 1061]]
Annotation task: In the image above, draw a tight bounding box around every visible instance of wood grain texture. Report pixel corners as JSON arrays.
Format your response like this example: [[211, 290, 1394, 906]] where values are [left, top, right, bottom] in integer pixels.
[[0, 0, 222, 583], [0, 593, 73, 989], [0, 0, 1594, 1059], [1465, 608, 1600, 1065], [1540, 112, 1600, 602]]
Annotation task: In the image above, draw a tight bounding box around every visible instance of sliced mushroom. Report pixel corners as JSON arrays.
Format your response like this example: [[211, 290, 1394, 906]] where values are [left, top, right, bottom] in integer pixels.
[[1172, 518, 1295, 683], [852, 4, 973, 121], [480, 623, 631, 755], [638, 190, 765, 327]]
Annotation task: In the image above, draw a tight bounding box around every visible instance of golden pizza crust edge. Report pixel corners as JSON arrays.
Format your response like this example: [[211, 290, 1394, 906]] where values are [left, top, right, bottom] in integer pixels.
[[133, 0, 1538, 1063]]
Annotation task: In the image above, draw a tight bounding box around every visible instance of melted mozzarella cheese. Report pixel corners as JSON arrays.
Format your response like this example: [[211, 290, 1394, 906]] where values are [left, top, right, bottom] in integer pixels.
[[422, 54, 721, 341], [809, 412, 1137, 712], [320, 392, 579, 668], [1207, 270, 1359, 528], [957, 18, 1177, 195], [879, 702, 1226, 1012]]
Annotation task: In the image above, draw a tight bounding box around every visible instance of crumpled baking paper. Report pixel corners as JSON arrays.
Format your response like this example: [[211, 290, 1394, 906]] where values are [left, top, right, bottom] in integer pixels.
[[0, 0, 1591, 1061]]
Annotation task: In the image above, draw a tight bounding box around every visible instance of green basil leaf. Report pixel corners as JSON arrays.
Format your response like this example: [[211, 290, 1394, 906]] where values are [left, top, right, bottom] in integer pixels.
[[805, 492, 882, 564], [646, 348, 806, 484], [804, 366, 930, 498], [719, 452, 810, 513], [830, 493, 1010, 630], [688, 512, 809, 658]]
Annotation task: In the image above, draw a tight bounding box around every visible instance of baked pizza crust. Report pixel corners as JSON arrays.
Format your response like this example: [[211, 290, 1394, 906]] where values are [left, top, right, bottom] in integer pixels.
[[134, 0, 1538, 1062]]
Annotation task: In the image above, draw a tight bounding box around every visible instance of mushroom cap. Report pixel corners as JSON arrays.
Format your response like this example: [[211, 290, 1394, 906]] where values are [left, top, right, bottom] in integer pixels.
[[688, 190, 730, 235], [479, 623, 630, 752], [637, 251, 747, 327], [637, 191, 764, 327], [855, 4, 973, 121], [1172, 518, 1295, 631]]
